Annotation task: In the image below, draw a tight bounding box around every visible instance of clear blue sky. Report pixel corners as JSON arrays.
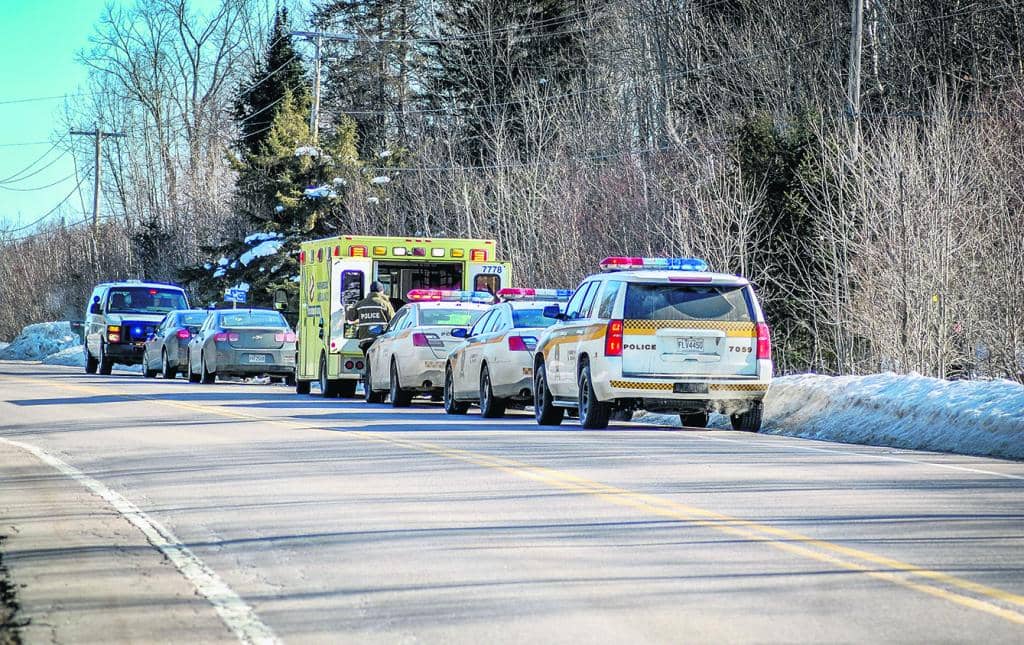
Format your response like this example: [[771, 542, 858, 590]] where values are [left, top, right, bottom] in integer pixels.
[[0, 1, 113, 231]]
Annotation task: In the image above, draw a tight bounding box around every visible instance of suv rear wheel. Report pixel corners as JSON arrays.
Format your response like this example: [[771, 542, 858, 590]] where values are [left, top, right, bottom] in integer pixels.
[[730, 402, 763, 432], [578, 362, 611, 430]]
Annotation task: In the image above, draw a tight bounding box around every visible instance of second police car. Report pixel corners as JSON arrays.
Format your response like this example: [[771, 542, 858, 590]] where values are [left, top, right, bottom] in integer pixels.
[[364, 290, 491, 406], [532, 257, 772, 431], [444, 288, 572, 417]]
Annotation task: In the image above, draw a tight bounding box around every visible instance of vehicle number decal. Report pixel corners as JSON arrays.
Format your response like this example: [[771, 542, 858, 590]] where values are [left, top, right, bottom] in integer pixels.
[[478, 265, 503, 274]]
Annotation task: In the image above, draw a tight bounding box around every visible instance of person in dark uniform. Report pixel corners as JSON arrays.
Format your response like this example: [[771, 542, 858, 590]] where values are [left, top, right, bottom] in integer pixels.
[[347, 281, 395, 353]]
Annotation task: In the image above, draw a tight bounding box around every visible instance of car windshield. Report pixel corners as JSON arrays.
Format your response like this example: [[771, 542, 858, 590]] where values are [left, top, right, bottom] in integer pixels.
[[624, 284, 753, 322], [512, 307, 559, 328], [419, 308, 485, 327], [107, 287, 187, 314], [179, 312, 209, 326], [219, 312, 288, 328]]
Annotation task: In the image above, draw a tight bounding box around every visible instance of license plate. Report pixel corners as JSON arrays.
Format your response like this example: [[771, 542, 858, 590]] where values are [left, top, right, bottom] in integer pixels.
[[248, 354, 267, 363], [674, 383, 708, 394], [676, 338, 704, 353]]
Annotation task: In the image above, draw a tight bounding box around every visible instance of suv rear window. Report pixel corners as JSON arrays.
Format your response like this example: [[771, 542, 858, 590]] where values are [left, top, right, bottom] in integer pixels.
[[624, 284, 753, 322]]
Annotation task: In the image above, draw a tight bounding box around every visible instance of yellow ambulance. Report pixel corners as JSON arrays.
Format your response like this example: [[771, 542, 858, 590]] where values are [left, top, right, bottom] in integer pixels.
[[295, 235, 513, 396]]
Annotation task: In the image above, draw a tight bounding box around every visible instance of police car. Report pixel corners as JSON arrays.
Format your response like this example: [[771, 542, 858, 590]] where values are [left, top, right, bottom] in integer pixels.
[[532, 257, 772, 431], [444, 288, 572, 417], [364, 290, 491, 407]]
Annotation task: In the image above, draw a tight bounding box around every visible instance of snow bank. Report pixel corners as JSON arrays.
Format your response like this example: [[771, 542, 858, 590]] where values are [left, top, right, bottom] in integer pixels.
[[239, 239, 283, 266], [0, 322, 81, 361], [42, 345, 86, 367], [638, 373, 1024, 460], [762, 373, 1024, 460]]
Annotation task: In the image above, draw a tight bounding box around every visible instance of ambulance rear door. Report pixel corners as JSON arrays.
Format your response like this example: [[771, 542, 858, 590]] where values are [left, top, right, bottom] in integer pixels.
[[330, 257, 373, 355]]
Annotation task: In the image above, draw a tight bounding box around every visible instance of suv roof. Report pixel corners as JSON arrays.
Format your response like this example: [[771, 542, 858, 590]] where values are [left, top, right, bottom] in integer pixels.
[[96, 281, 186, 290]]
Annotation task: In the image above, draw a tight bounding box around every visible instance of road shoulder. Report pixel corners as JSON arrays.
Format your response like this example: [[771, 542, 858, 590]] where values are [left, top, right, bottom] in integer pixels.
[[0, 440, 234, 644]]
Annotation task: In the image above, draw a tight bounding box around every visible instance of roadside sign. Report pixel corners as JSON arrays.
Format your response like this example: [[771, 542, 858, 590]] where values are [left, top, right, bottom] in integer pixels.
[[225, 288, 248, 304]]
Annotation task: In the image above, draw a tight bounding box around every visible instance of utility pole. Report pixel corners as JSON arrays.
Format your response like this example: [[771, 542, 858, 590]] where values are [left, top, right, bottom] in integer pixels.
[[291, 30, 357, 145], [69, 126, 126, 230], [846, 0, 864, 154], [71, 126, 126, 270]]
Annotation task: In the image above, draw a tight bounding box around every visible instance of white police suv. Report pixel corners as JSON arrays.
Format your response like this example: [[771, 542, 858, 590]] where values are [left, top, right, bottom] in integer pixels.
[[532, 257, 772, 431]]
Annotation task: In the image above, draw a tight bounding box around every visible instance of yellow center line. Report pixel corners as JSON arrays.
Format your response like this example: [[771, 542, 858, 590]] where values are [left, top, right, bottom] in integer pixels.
[[4, 373, 1024, 625]]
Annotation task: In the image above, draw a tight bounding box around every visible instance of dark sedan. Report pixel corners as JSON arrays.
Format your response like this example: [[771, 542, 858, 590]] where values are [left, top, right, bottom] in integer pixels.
[[141, 310, 211, 379], [186, 309, 296, 384]]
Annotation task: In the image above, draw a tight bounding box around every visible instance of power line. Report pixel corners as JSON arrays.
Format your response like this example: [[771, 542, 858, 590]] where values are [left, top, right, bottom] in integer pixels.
[[0, 140, 60, 148], [0, 135, 69, 184], [1, 176, 88, 235], [0, 171, 76, 192], [0, 93, 84, 107]]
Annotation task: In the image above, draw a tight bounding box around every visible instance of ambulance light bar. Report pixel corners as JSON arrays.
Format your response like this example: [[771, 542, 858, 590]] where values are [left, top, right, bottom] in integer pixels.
[[599, 257, 709, 272], [407, 289, 494, 303], [498, 288, 573, 302]]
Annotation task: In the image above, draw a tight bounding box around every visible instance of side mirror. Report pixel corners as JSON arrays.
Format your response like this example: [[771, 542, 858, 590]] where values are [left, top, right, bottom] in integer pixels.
[[89, 302, 101, 314], [542, 304, 564, 320], [451, 327, 468, 339], [273, 288, 289, 311]]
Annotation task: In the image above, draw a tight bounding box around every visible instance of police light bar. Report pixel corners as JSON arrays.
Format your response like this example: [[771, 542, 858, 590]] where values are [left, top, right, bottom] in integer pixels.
[[599, 257, 709, 272], [498, 288, 574, 302], [407, 289, 494, 304]]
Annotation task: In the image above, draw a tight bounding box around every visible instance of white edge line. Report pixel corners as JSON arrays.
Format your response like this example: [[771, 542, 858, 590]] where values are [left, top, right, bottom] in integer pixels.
[[0, 437, 279, 645]]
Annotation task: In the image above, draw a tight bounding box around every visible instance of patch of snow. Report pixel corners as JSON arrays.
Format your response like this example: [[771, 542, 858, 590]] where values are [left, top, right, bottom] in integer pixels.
[[244, 232, 282, 244], [217, 257, 229, 266], [290, 276, 300, 283], [367, 196, 380, 204], [275, 205, 285, 213], [239, 239, 283, 266], [0, 341, 8, 352], [635, 373, 1024, 460], [378, 150, 392, 158], [232, 282, 251, 292], [294, 146, 320, 157], [303, 185, 337, 199], [203, 262, 212, 270], [42, 345, 85, 367], [370, 175, 390, 185], [760, 373, 1024, 460], [213, 267, 226, 278], [0, 322, 81, 361], [332, 177, 347, 186]]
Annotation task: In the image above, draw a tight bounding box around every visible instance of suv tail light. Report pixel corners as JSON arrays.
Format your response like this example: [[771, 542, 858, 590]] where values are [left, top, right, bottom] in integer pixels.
[[177, 329, 191, 340], [605, 320, 624, 356], [756, 322, 772, 360]]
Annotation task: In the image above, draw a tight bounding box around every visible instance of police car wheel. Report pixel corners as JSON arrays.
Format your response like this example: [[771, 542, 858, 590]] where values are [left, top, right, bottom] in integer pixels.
[[578, 363, 611, 430], [444, 365, 469, 415], [98, 343, 113, 375], [363, 364, 386, 403], [389, 361, 412, 407], [533, 363, 564, 426], [680, 411, 708, 428], [730, 402, 763, 432], [479, 365, 506, 419]]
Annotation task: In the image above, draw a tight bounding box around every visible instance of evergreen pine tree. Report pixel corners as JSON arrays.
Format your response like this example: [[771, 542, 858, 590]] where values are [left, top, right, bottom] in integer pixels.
[[235, 8, 309, 155]]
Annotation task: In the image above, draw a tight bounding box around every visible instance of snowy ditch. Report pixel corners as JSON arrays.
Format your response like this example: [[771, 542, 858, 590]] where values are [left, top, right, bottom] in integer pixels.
[[1, 322, 1021, 459]]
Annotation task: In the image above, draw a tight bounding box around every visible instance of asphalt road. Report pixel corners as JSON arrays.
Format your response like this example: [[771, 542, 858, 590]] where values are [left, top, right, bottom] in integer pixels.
[[1, 360, 1022, 644]]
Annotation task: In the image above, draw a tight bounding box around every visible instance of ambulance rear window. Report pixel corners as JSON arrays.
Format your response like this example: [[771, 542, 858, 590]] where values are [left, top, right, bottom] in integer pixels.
[[624, 284, 753, 322], [420, 308, 485, 327]]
